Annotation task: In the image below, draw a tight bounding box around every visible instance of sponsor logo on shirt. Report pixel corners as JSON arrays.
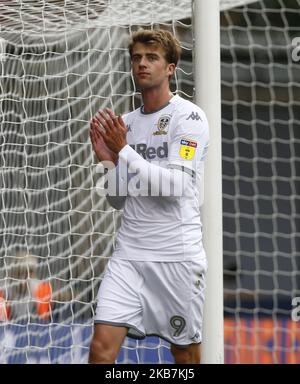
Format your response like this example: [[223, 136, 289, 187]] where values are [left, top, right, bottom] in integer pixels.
[[180, 139, 197, 160], [153, 114, 171, 136], [130, 142, 168, 160]]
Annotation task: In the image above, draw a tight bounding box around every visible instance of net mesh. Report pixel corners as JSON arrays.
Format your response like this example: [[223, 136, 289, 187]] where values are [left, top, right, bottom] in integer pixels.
[[221, 0, 300, 363], [0, 0, 299, 363]]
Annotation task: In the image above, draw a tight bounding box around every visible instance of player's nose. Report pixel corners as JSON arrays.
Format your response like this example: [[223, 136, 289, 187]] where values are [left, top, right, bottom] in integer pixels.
[[139, 56, 148, 67]]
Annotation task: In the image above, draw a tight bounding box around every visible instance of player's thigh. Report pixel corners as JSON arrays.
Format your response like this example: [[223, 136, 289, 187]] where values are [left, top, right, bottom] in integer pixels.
[[171, 343, 201, 364], [94, 259, 144, 335], [90, 323, 127, 355], [142, 259, 207, 345]]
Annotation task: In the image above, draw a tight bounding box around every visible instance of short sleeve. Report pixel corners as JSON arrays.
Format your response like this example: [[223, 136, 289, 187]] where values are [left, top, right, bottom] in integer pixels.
[[168, 105, 209, 172]]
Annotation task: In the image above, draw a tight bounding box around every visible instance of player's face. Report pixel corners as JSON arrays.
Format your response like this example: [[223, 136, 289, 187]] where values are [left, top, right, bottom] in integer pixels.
[[131, 42, 175, 90]]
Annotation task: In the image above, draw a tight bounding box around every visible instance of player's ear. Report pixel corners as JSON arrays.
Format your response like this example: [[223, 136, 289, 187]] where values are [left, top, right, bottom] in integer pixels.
[[167, 63, 176, 77]]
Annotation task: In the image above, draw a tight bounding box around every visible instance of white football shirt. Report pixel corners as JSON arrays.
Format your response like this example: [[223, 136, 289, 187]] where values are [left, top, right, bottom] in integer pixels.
[[112, 94, 209, 262]]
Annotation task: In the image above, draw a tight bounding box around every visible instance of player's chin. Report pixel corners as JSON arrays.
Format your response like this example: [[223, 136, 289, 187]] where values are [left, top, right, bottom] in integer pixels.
[[135, 77, 152, 88], [138, 82, 157, 92]]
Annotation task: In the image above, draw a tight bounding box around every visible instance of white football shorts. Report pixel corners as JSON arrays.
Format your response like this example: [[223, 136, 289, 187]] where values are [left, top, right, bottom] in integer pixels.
[[94, 257, 207, 346]]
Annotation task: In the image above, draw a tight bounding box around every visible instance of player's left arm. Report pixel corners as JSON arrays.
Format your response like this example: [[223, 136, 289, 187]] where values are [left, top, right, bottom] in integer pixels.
[[97, 107, 209, 198]]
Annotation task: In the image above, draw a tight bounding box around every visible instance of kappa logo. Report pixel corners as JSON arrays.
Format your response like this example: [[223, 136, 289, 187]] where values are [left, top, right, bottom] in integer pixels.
[[191, 331, 200, 342], [153, 114, 171, 135], [186, 111, 202, 121], [126, 124, 132, 132]]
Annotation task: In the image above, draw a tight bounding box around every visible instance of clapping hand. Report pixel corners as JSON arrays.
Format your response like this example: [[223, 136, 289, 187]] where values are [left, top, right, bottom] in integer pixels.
[[90, 108, 128, 166], [93, 108, 128, 153]]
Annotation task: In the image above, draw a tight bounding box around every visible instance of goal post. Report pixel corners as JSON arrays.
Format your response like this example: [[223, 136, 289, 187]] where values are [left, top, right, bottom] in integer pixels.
[[194, 0, 224, 364]]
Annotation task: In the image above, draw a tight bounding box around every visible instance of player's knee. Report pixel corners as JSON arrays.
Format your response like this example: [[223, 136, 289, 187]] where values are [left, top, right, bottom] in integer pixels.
[[88, 337, 116, 364], [171, 344, 201, 364]]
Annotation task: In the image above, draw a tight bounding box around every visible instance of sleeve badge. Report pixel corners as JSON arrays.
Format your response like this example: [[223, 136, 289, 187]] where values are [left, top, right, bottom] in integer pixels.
[[179, 139, 197, 160]]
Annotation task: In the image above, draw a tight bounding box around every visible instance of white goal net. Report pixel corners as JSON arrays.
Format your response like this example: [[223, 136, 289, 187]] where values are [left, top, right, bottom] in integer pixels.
[[0, 0, 299, 364], [221, 0, 300, 363]]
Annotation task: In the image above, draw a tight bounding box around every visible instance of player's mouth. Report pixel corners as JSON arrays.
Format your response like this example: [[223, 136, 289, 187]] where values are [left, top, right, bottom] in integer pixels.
[[138, 72, 150, 77]]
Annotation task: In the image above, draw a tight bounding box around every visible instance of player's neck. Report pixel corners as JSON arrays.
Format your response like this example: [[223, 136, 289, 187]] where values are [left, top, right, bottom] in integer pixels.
[[141, 86, 173, 114]]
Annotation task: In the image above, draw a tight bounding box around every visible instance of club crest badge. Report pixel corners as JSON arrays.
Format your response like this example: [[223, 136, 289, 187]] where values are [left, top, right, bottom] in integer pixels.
[[153, 115, 171, 135]]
